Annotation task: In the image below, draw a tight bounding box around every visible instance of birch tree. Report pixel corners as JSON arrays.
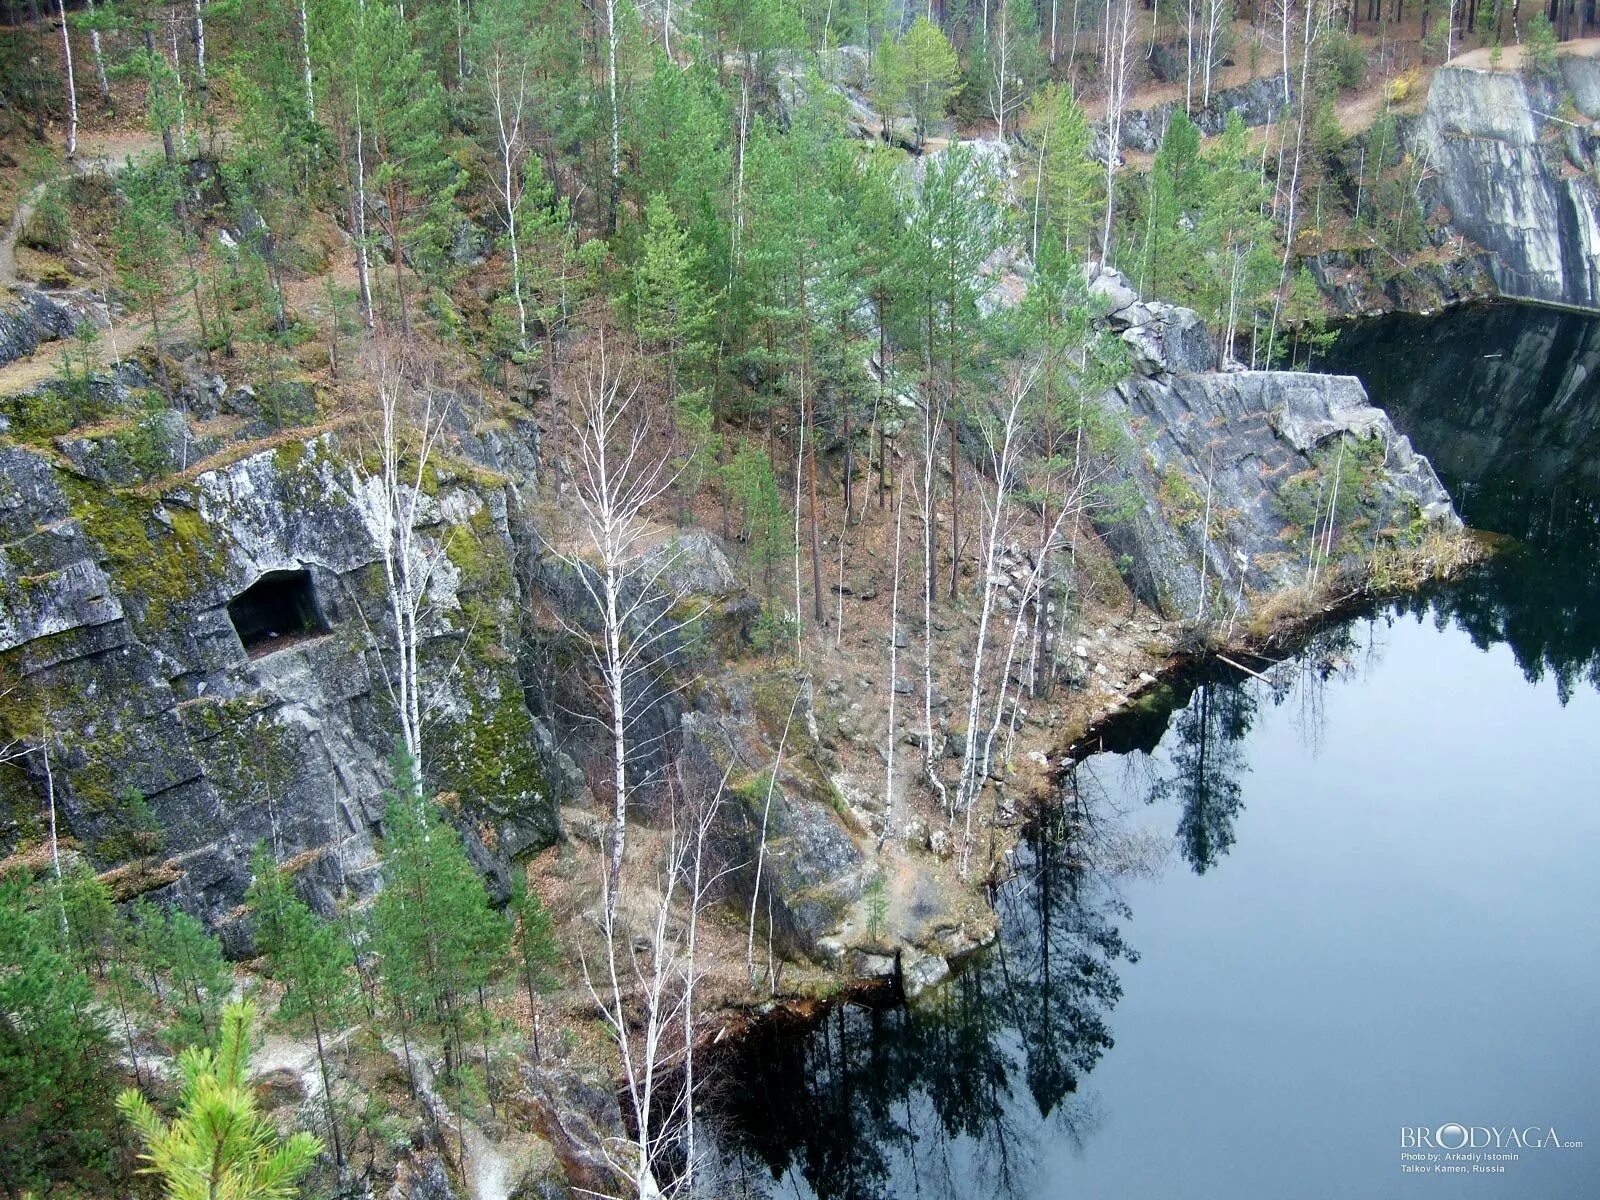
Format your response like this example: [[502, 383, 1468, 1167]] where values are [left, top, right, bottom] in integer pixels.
[[360, 342, 455, 792], [982, 0, 1040, 139], [56, 0, 78, 158], [545, 341, 689, 918], [472, 0, 537, 356], [1099, 0, 1138, 266], [584, 774, 726, 1198], [952, 359, 1041, 876]]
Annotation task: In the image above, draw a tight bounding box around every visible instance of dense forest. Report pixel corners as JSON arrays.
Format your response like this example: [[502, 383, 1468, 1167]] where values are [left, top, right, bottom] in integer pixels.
[[0, 0, 1533, 1194]]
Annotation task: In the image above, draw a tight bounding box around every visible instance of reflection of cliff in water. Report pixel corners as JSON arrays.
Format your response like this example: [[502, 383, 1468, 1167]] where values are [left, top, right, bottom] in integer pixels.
[[711, 792, 1135, 1200], [1320, 303, 1600, 699]]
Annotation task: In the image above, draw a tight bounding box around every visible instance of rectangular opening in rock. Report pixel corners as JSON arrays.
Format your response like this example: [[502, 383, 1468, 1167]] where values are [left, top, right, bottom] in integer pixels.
[[227, 569, 328, 656]]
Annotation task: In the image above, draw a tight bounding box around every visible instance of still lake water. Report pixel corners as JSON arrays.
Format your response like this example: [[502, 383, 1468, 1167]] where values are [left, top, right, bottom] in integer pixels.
[[710, 305, 1600, 1199]]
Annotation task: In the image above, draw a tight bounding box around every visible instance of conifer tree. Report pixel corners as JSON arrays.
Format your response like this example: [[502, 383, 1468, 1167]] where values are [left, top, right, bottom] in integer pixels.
[[117, 1000, 322, 1200], [631, 192, 715, 405], [247, 846, 359, 1167], [56, 860, 116, 977], [894, 144, 1006, 601], [896, 16, 961, 149], [355, 0, 461, 330], [747, 109, 861, 625], [146, 905, 232, 1045], [509, 878, 560, 1055], [112, 164, 181, 392], [725, 438, 789, 591], [0, 877, 120, 1193], [1024, 82, 1100, 260], [1139, 109, 1203, 300], [369, 752, 507, 1086]]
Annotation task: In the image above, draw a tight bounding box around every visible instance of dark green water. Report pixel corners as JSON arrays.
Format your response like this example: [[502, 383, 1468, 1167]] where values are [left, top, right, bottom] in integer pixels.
[[708, 304, 1600, 1199]]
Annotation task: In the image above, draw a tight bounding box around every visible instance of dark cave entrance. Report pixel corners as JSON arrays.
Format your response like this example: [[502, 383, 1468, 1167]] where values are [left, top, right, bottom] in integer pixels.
[[228, 569, 328, 656]]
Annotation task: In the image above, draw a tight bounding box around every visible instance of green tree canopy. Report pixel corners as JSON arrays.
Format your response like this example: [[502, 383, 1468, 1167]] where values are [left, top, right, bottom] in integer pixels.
[[0, 876, 121, 1193]]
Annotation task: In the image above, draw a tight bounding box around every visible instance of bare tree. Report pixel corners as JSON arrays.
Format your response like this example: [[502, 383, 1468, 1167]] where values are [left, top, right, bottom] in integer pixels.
[[476, 15, 534, 355], [355, 342, 455, 795], [298, 0, 314, 122], [952, 361, 1041, 876], [1100, 0, 1139, 266], [1266, 0, 1332, 361], [916, 414, 951, 821], [1200, 0, 1232, 105], [191, 0, 207, 89], [985, 0, 1027, 138], [878, 484, 907, 850], [584, 774, 728, 1199], [56, 0, 78, 157], [746, 693, 801, 986], [603, 0, 622, 230], [545, 341, 687, 919]]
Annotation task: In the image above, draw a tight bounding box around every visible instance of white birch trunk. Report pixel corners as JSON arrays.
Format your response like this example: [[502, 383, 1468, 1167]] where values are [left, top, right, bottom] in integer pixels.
[[192, 0, 206, 88], [57, 0, 78, 158], [879, 486, 906, 850], [84, 0, 109, 102], [299, 0, 316, 123]]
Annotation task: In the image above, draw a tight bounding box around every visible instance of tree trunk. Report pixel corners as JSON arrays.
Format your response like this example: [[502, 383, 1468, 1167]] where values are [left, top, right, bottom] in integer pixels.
[[85, 0, 109, 102], [947, 414, 960, 601], [311, 1010, 344, 1168], [192, 0, 206, 90], [57, 0, 77, 158]]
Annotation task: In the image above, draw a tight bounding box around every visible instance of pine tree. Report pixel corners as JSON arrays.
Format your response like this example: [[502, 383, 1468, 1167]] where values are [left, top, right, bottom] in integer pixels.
[[369, 752, 507, 1087], [744, 110, 858, 627], [112, 164, 181, 392], [509, 878, 559, 1055], [356, 0, 461, 330], [0, 877, 121, 1193], [724, 438, 789, 591], [1139, 108, 1203, 300], [247, 846, 359, 1166], [893, 143, 1007, 602], [631, 192, 715, 405], [1194, 112, 1276, 360], [117, 1000, 322, 1200], [895, 17, 961, 149], [156, 906, 233, 1045], [56, 860, 116, 977], [1024, 82, 1100, 260]]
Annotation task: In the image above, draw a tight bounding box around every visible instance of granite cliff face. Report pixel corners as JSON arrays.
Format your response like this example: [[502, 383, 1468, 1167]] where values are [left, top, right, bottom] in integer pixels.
[[1087, 272, 1460, 620], [1417, 57, 1600, 311], [0, 366, 560, 949]]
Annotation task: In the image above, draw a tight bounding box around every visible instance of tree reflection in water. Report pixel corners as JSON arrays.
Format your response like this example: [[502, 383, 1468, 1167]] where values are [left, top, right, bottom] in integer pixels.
[[1144, 680, 1256, 874], [709, 784, 1136, 1200]]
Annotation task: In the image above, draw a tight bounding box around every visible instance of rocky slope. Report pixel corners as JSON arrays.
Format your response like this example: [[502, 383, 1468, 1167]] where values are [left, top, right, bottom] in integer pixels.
[[0, 363, 560, 949], [1088, 271, 1459, 620]]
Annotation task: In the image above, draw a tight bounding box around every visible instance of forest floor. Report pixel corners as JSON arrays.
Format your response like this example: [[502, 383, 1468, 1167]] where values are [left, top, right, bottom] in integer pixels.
[[1452, 33, 1600, 69]]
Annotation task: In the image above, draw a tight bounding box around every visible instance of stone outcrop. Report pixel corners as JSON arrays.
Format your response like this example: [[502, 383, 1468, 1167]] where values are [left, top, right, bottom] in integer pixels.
[[1103, 73, 1292, 156], [0, 289, 84, 368], [1301, 241, 1495, 316], [1416, 57, 1600, 311], [0, 370, 560, 949], [1087, 270, 1460, 619]]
